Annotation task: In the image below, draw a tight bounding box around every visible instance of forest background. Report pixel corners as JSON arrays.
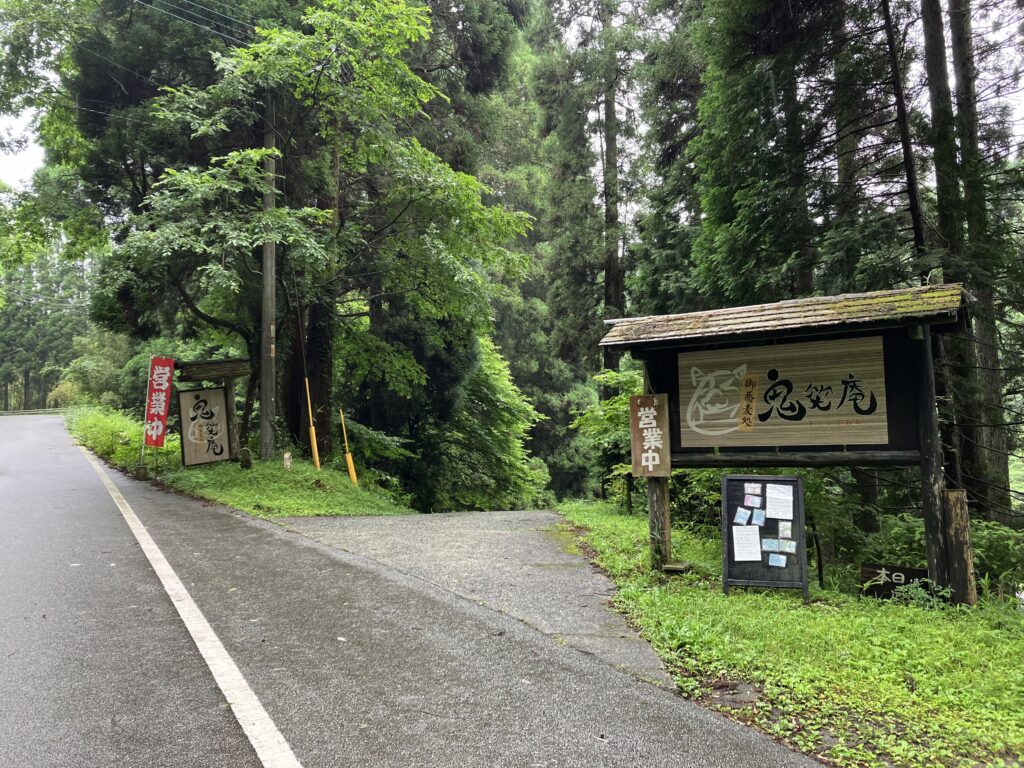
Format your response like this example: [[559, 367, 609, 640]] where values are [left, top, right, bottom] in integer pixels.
[[1, 0, 1024, 588]]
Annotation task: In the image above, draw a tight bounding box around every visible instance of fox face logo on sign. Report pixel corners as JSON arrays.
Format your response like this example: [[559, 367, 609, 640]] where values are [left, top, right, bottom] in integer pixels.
[[144, 356, 175, 448]]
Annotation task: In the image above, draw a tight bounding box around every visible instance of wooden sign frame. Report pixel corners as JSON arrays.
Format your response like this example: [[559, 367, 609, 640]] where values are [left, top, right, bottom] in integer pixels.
[[678, 336, 888, 449], [721, 474, 809, 602], [178, 386, 233, 467], [638, 329, 923, 467]]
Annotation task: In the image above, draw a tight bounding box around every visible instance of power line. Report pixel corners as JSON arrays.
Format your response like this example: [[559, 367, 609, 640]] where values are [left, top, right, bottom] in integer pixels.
[[134, 0, 249, 46], [169, 0, 253, 30], [63, 101, 163, 128], [183, 0, 255, 26], [75, 44, 162, 87], [146, 0, 248, 43]]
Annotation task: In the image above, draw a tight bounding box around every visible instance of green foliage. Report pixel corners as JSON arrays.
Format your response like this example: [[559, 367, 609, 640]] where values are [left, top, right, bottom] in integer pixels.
[[65, 405, 181, 474], [0, 250, 90, 408], [1011, 455, 1024, 498], [163, 460, 414, 519], [571, 367, 642, 471], [65, 406, 414, 518], [560, 500, 1024, 768], [404, 337, 547, 512]]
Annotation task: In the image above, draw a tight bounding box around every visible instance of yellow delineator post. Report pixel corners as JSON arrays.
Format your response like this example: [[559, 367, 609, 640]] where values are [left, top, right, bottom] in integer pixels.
[[339, 408, 358, 485], [304, 376, 321, 471]]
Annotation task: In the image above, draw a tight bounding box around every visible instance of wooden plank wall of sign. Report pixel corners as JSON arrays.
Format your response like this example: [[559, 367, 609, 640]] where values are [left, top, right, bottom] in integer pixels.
[[677, 336, 887, 448], [178, 387, 232, 466], [176, 359, 251, 460]]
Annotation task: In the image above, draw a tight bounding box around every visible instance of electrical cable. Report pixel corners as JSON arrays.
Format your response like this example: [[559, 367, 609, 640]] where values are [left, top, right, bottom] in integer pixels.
[[167, 0, 253, 30], [134, 0, 249, 45], [145, 0, 248, 42]]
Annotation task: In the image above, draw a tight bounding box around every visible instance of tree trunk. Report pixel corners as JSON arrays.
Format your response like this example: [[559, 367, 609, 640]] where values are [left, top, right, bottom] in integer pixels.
[[920, 0, 988, 509], [881, 0, 927, 265], [1, 382, 8, 412], [852, 467, 881, 532], [307, 300, 335, 458], [367, 291, 389, 433], [285, 312, 306, 451], [599, 0, 623, 377], [21, 369, 30, 411], [831, 0, 862, 293], [780, 62, 815, 296], [920, 0, 962, 268], [948, 0, 1013, 524], [259, 95, 277, 460], [238, 355, 259, 451]]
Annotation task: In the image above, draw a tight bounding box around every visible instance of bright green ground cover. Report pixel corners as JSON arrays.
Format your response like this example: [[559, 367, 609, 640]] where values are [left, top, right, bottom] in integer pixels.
[[559, 500, 1024, 768], [66, 407, 414, 519]]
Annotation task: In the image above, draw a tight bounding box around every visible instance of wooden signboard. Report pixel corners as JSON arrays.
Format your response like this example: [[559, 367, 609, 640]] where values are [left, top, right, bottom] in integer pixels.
[[630, 394, 671, 477], [679, 336, 887, 449], [721, 474, 808, 601], [178, 387, 231, 467], [859, 562, 929, 598]]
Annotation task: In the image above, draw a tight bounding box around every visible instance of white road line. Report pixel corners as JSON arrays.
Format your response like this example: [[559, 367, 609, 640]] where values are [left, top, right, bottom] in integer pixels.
[[80, 448, 304, 768]]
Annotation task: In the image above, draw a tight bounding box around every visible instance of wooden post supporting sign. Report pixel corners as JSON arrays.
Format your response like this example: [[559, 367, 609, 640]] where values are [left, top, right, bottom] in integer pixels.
[[912, 324, 950, 588], [648, 477, 670, 569], [944, 489, 977, 605], [630, 390, 671, 569]]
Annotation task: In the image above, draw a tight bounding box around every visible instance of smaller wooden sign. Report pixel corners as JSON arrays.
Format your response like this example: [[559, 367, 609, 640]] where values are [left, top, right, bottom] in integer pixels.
[[178, 387, 231, 467], [630, 394, 671, 477], [859, 562, 929, 598]]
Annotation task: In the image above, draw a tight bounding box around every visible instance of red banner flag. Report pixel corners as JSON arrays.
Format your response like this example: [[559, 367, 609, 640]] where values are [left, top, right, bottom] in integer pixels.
[[144, 356, 175, 447]]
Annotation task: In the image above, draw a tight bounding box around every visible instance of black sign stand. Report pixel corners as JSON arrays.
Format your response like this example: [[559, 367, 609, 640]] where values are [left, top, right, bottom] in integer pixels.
[[721, 474, 809, 602]]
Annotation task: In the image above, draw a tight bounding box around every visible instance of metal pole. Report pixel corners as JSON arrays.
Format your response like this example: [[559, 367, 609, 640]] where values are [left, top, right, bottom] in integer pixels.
[[340, 409, 358, 485]]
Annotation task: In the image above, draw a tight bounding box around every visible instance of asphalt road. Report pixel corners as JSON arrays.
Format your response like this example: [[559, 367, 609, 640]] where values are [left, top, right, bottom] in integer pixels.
[[0, 414, 820, 767]]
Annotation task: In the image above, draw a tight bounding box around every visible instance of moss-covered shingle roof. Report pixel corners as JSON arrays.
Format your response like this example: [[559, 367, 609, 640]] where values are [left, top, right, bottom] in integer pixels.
[[600, 283, 964, 350]]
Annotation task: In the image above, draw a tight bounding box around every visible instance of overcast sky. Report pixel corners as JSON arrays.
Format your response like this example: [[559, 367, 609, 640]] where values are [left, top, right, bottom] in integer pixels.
[[0, 113, 45, 190]]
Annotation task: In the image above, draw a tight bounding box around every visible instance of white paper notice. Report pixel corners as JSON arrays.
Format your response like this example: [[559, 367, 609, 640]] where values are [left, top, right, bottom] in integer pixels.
[[765, 483, 794, 520], [732, 525, 762, 561]]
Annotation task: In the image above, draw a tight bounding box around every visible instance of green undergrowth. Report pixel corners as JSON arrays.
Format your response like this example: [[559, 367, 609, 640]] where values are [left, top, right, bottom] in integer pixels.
[[66, 406, 414, 519], [558, 500, 1024, 768]]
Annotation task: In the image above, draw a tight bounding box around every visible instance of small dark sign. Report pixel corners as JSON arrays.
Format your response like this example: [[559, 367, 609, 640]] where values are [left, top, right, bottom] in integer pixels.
[[859, 562, 929, 598], [721, 475, 809, 601]]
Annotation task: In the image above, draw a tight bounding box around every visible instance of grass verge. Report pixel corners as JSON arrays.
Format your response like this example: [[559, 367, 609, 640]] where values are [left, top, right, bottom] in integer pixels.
[[559, 499, 1024, 768], [66, 406, 414, 519]]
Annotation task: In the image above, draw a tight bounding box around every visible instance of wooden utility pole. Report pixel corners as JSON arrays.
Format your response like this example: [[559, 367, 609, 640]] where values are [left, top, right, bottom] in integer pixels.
[[260, 96, 277, 460]]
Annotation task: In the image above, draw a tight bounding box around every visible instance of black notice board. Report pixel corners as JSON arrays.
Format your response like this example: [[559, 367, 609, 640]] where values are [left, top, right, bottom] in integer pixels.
[[721, 475, 809, 601]]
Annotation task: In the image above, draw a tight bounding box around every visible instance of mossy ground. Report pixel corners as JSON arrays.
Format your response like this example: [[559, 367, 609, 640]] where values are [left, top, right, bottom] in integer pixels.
[[66, 406, 414, 519], [558, 500, 1024, 768]]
